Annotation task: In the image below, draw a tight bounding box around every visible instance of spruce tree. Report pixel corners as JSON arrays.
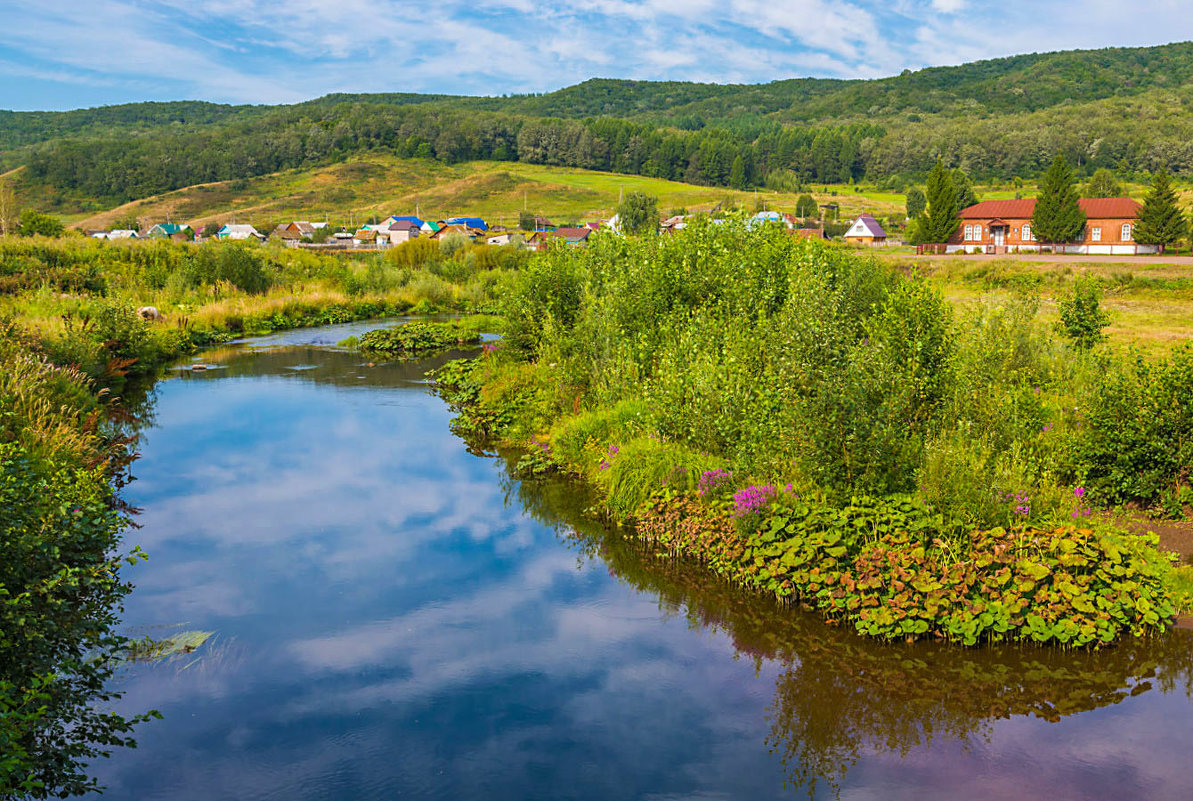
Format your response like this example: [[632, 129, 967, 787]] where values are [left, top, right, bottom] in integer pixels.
[[1134, 169, 1187, 249], [920, 158, 959, 244], [905, 187, 926, 219], [1032, 154, 1086, 246], [952, 169, 978, 209], [729, 156, 747, 190]]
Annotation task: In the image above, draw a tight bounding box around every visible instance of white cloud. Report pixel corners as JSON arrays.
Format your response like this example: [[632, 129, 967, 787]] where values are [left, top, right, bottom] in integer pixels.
[[2, 0, 1193, 107]]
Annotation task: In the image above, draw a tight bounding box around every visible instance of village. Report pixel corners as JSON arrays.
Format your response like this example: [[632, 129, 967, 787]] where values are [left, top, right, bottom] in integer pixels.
[[80, 189, 1163, 257]]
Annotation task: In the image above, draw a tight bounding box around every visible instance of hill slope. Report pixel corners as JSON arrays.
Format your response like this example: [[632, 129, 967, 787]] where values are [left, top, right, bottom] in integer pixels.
[[67, 154, 906, 231]]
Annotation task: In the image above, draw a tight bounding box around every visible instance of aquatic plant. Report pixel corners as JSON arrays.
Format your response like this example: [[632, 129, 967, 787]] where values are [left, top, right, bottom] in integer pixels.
[[356, 321, 482, 356]]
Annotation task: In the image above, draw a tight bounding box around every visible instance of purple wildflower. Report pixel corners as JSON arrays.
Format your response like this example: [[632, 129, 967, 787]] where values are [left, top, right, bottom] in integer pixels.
[[697, 468, 732, 497], [733, 484, 777, 518]]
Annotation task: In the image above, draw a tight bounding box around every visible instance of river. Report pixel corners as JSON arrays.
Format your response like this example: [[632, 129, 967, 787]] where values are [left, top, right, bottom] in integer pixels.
[[93, 322, 1193, 800]]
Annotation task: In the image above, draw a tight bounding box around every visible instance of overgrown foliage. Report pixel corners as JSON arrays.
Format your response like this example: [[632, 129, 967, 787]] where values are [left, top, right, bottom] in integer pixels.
[[435, 220, 1187, 645], [0, 322, 157, 798], [637, 493, 1174, 646]]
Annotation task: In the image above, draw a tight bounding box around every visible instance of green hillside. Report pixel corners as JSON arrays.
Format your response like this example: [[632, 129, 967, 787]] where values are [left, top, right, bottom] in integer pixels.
[[66, 155, 907, 232], [5, 41, 1193, 218]]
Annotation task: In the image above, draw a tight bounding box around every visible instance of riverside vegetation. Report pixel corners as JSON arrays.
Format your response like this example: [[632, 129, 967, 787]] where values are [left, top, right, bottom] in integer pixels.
[[0, 233, 521, 796], [434, 218, 1193, 647]]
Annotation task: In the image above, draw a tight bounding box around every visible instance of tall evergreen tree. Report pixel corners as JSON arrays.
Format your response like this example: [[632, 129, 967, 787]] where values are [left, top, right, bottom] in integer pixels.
[[905, 187, 926, 219], [1134, 169, 1188, 249], [729, 155, 747, 190], [1083, 168, 1123, 198], [919, 158, 960, 244], [1032, 154, 1086, 246], [952, 169, 978, 209]]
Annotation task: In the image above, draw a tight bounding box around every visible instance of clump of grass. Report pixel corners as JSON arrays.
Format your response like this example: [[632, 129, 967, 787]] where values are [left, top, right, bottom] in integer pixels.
[[597, 436, 723, 520]]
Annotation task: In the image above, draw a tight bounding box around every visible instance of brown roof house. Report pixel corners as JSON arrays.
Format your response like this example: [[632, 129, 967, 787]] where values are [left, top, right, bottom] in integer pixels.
[[544, 227, 592, 247], [948, 198, 1155, 255], [844, 214, 887, 245]]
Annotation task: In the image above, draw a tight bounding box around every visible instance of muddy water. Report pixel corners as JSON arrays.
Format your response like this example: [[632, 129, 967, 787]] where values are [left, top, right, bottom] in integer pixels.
[[94, 327, 1193, 800]]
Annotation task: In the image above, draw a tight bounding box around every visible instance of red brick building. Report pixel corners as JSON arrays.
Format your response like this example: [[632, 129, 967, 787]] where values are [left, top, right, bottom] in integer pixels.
[[946, 198, 1157, 255]]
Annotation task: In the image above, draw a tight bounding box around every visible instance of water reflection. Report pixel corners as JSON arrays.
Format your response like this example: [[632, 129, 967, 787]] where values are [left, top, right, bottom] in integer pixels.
[[496, 438, 1193, 798], [97, 338, 1193, 801]]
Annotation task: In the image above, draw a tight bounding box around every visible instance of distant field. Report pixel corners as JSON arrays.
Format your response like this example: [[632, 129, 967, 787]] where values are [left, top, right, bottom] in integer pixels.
[[67, 154, 909, 231], [885, 253, 1193, 356]]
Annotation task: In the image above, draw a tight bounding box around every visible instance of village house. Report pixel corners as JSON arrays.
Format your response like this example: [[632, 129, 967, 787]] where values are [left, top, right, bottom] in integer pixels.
[[216, 224, 264, 241], [794, 226, 828, 240], [385, 215, 424, 229], [386, 220, 421, 245], [431, 223, 483, 241], [844, 214, 888, 245], [947, 198, 1156, 255], [445, 216, 488, 231], [352, 228, 384, 247], [105, 229, 139, 240], [147, 222, 193, 240], [543, 227, 592, 247], [271, 221, 328, 243], [750, 210, 795, 229], [484, 231, 518, 246]]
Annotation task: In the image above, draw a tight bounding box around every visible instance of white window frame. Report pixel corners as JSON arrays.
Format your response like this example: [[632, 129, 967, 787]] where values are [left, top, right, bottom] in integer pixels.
[[1091, 227, 1102, 242], [974, 225, 982, 240], [964, 225, 972, 241], [1023, 224, 1032, 242], [1122, 223, 1132, 241]]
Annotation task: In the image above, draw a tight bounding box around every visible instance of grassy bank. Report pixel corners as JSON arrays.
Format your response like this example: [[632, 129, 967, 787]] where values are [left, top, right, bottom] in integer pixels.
[[432, 219, 1193, 646]]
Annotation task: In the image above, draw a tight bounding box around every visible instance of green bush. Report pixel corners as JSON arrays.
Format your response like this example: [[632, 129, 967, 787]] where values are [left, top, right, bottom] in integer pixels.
[[1073, 347, 1193, 507], [183, 243, 272, 294], [1056, 276, 1110, 350]]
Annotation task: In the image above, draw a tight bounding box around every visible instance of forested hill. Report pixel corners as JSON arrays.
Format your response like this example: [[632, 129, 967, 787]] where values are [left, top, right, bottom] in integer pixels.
[[6, 41, 1193, 213]]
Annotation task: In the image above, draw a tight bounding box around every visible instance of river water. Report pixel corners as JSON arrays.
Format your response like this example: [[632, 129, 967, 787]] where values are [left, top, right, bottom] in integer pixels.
[[94, 322, 1193, 800]]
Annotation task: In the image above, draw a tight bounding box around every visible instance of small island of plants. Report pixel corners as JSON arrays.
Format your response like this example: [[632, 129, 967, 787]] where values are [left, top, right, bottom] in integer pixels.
[[435, 219, 1193, 647], [347, 319, 488, 356]]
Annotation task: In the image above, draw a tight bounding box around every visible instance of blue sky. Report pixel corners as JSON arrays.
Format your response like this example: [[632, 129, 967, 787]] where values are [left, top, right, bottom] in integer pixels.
[[1, 0, 1191, 111]]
